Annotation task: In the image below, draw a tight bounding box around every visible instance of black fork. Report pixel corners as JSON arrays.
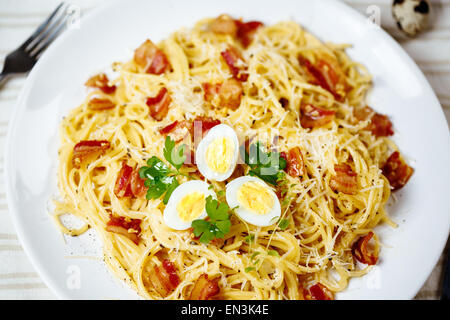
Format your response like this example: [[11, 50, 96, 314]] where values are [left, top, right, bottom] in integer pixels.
[[0, 3, 70, 88]]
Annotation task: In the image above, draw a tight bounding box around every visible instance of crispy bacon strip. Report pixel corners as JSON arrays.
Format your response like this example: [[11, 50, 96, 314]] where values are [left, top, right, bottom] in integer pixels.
[[134, 39, 169, 74], [159, 120, 191, 142], [299, 55, 348, 101], [189, 274, 220, 300], [146, 259, 180, 297], [72, 140, 110, 168], [352, 232, 378, 265], [285, 147, 306, 177], [354, 106, 394, 137], [183, 147, 197, 167], [235, 20, 264, 48], [303, 283, 334, 300], [203, 79, 243, 110], [114, 163, 148, 198], [300, 104, 335, 129], [192, 116, 221, 133], [146, 87, 171, 121], [218, 78, 243, 110], [203, 82, 221, 102], [210, 15, 263, 48], [330, 163, 358, 195], [130, 169, 148, 198], [114, 163, 133, 198], [191, 116, 222, 143], [85, 73, 116, 94], [87, 98, 115, 111], [382, 151, 414, 191], [369, 113, 394, 137], [353, 105, 374, 121], [105, 214, 142, 244], [221, 46, 248, 81]]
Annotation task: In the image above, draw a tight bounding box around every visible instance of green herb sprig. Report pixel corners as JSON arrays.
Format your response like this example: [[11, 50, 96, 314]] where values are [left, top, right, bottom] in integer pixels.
[[139, 136, 186, 204], [191, 196, 232, 244]]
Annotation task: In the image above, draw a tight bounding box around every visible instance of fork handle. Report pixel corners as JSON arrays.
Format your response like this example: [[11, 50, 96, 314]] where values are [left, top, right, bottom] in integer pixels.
[[0, 73, 10, 89]]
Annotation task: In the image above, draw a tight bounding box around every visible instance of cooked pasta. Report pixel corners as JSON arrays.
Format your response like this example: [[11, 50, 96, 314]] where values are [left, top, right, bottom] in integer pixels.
[[53, 16, 413, 300]]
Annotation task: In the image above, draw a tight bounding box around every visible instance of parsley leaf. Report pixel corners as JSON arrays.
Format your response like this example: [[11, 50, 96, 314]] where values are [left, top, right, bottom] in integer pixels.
[[251, 251, 261, 263], [240, 141, 287, 185], [163, 136, 186, 170], [192, 196, 232, 244], [163, 178, 179, 205], [138, 137, 188, 203], [245, 267, 255, 273], [139, 157, 177, 200]]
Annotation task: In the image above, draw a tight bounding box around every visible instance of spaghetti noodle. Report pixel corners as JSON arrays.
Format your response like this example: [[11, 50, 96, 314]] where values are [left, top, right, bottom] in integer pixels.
[[54, 16, 413, 300]]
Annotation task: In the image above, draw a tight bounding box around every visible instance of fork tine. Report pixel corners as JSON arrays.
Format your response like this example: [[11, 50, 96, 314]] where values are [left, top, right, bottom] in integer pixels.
[[31, 15, 69, 59], [26, 6, 69, 54], [19, 2, 66, 51]]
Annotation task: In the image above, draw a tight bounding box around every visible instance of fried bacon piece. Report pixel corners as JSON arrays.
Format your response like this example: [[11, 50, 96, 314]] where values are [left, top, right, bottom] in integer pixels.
[[382, 151, 414, 191], [218, 78, 243, 109], [146, 259, 180, 297], [159, 120, 191, 142], [354, 106, 394, 137], [209, 15, 263, 47], [203, 82, 222, 103], [85, 73, 116, 94], [352, 231, 378, 265], [130, 169, 148, 198], [330, 163, 358, 195], [284, 147, 306, 177], [183, 147, 197, 167], [299, 55, 348, 101], [189, 274, 220, 300], [191, 116, 221, 137], [303, 283, 334, 300], [114, 163, 148, 198], [105, 214, 142, 245], [353, 105, 374, 122], [369, 113, 394, 137], [146, 87, 171, 121], [221, 46, 248, 81], [114, 163, 133, 198], [72, 140, 110, 168], [300, 104, 335, 129], [235, 20, 264, 48], [203, 79, 243, 110], [87, 97, 115, 111], [134, 39, 169, 74]]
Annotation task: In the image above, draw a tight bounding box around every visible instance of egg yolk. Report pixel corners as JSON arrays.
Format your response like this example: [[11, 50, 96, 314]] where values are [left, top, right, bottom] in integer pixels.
[[176, 192, 205, 222], [205, 137, 234, 174], [237, 182, 274, 215]]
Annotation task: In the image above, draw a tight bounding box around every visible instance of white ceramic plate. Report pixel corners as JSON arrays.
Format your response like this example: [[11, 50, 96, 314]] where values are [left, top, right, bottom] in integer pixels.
[[5, 0, 450, 300]]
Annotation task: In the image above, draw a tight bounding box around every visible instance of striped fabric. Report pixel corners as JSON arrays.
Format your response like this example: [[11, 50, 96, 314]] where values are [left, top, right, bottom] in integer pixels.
[[0, 0, 448, 300]]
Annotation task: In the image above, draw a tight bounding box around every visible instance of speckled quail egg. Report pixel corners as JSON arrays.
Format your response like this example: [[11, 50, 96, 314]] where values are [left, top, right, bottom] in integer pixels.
[[392, 0, 430, 37], [195, 124, 239, 182], [226, 176, 281, 227], [163, 180, 216, 230]]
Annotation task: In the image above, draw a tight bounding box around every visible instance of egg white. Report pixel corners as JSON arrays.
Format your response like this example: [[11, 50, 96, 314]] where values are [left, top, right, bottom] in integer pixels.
[[195, 124, 239, 182], [163, 180, 216, 230], [225, 176, 281, 227]]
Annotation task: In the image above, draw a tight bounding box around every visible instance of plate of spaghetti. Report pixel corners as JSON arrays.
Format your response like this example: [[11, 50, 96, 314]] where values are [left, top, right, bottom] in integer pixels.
[[5, 0, 450, 300]]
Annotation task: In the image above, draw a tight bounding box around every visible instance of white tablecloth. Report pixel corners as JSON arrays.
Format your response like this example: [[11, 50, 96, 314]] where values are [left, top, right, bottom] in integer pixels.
[[0, 0, 448, 299]]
